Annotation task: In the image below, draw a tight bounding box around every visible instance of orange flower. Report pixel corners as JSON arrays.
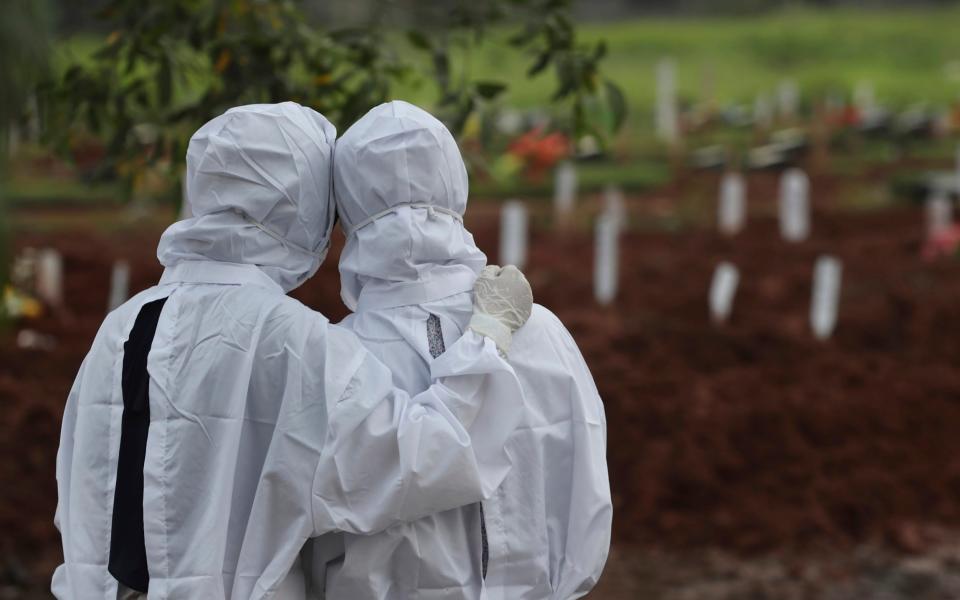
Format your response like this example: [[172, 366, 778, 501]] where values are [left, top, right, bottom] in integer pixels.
[[507, 127, 571, 181]]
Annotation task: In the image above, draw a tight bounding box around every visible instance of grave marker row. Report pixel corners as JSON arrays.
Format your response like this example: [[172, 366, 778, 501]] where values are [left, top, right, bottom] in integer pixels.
[[708, 256, 842, 339], [718, 169, 810, 242]]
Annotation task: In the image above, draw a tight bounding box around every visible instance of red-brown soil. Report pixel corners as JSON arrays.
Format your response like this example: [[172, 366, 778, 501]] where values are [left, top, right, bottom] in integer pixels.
[[3, 176, 960, 592]]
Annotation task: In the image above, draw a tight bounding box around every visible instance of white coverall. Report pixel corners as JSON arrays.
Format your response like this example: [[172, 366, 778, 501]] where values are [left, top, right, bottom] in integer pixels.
[[308, 100, 612, 599], [53, 103, 529, 599]]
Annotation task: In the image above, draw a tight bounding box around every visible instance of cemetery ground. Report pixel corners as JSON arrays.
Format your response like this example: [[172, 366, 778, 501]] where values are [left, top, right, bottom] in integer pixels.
[[4, 157, 960, 598]]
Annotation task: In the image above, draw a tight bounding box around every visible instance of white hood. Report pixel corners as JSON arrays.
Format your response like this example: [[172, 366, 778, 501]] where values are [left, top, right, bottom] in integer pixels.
[[157, 102, 336, 292], [333, 100, 486, 311]]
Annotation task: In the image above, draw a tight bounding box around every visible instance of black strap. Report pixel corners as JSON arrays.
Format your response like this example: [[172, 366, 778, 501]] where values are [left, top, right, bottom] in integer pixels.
[[425, 314, 489, 579], [109, 297, 167, 593]]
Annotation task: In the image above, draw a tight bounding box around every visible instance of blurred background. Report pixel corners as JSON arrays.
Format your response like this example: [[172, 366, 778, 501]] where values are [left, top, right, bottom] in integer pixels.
[[3, 0, 960, 598]]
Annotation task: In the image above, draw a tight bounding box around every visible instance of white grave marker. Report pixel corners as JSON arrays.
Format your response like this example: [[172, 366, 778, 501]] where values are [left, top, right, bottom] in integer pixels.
[[709, 262, 740, 324], [108, 260, 131, 312], [779, 168, 810, 242], [718, 172, 746, 236], [499, 201, 528, 270], [594, 214, 620, 305], [854, 81, 876, 115], [554, 161, 577, 219], [811, 256, 842, 340], [926, 191, 953, 238], [603, 184, 627, 229], [777, 79, 800, 120], [35, 248, 63, 307], [495, 108, 523, 136], [655, 58, 679, 144], [754, 93, 773, 130]]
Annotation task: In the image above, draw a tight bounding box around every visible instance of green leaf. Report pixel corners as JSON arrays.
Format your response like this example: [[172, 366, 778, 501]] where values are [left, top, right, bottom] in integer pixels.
[[527, 50, 551, 77], [605, 79, 627, 132], [158, 54, 172, 106], [432, 49, 450, 92], [593, 40, 607, 61], [406, 30, 432, 51], [474, 80, 506, 100]]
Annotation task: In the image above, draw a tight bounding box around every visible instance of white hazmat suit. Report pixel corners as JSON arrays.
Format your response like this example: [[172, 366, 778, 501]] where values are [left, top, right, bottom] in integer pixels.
[[308, 100, 612, 599], [53, 102, 533, 600]]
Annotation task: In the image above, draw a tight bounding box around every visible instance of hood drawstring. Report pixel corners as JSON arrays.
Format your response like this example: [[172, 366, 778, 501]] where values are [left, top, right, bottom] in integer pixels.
[[347, 203, 462, 237]]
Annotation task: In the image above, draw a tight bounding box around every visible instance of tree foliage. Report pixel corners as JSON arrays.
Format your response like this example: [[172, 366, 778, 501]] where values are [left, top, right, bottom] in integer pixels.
[[1, 0, 51, 139], [44, 0, 625, 191], [1, 0, 52, 301]]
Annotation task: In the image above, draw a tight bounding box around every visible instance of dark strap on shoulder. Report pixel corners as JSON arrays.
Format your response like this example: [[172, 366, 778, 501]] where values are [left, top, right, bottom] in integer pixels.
[[109, 297, 167, 593]]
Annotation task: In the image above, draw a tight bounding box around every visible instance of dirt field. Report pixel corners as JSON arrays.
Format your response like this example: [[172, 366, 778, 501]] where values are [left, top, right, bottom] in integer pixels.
[[3, 169, 960, 597]]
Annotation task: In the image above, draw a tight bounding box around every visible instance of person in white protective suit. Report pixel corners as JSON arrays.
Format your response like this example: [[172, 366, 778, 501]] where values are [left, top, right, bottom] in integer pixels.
[[52, 102, 536, 600], [306, 100, 612, 599]]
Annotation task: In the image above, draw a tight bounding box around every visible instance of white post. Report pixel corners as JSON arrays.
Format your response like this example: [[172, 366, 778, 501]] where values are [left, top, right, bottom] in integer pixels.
[[594, 214, 620, 305], [709, 262, 740, 324], [854, 81, 876, 116], [107, 260, 131, 313], [554, 161, 577, 220], [35, 248, 63, 308], [655, 58, 679, 145], [811, 256, 843, 340], [718, 172, 746, 236], [603, 184, 626, 230], [777, 79, 800, 120], [754, 93, 773, 130], [926, 191, 953, 238], [499, 201, 528, 270], [779, 168, 810, 242]]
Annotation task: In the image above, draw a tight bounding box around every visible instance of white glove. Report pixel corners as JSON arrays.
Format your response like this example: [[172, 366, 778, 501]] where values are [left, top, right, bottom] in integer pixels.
[[468, 265, 533, 356]]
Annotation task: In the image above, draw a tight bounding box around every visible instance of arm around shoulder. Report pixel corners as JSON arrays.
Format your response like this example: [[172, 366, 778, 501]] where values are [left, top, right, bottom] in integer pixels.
[[311, 327, 524, 536]]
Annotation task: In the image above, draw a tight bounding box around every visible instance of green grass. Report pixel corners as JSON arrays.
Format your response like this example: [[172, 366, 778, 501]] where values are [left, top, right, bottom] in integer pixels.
[[471, 158, 671, 199], [390, 7, 960, 152], [457, 8, 960, 112]]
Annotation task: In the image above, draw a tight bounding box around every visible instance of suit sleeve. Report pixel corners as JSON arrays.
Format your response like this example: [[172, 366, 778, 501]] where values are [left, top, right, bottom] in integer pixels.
[[310, 325, 524, 536]]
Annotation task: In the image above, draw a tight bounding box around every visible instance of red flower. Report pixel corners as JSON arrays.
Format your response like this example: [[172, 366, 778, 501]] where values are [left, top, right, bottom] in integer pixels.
[[507, 127, 571, 181]]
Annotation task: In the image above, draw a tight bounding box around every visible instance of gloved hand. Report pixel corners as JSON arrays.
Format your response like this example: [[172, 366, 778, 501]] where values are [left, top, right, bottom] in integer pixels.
[[468, 265, 533, 356]]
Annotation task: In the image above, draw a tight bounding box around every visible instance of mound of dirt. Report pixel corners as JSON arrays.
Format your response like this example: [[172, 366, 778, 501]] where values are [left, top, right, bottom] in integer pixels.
[[3, 191, 960, 587]]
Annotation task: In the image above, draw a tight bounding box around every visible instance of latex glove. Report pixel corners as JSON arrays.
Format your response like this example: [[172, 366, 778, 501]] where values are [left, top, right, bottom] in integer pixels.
[[468, 265, 533, 356]]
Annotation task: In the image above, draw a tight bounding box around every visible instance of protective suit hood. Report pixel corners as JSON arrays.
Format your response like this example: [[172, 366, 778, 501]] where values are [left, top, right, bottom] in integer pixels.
[[334, 100, 486, 311], [157, 102, 336, 292]]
